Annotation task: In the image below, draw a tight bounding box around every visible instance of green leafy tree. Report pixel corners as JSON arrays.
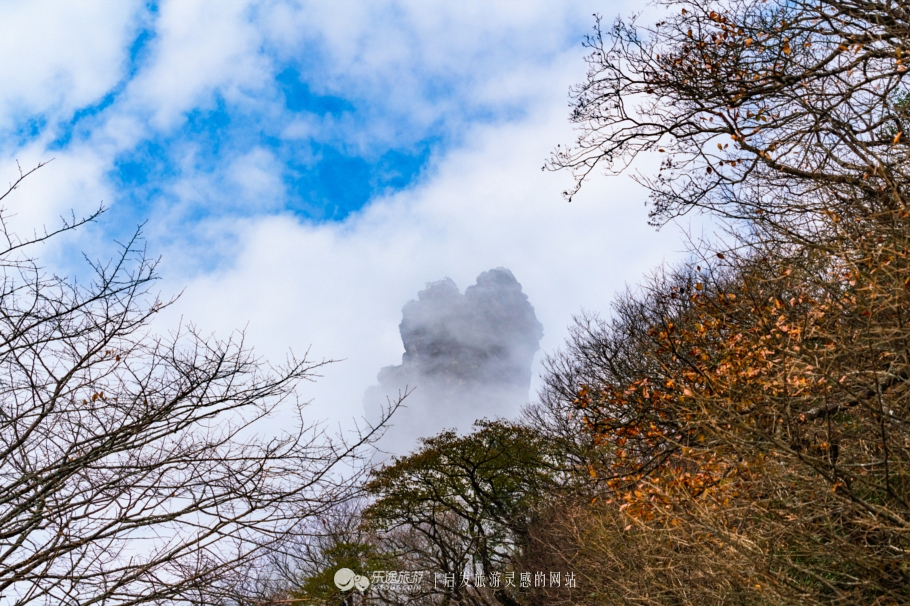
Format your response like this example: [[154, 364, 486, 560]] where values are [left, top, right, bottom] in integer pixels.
[[362, 421, 563, 606], [288, 539, 393, 605]]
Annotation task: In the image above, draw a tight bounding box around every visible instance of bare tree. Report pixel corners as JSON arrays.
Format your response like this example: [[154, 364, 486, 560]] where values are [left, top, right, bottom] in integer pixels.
[[547, 0, 910, 233], [0, 164, 394, 605]]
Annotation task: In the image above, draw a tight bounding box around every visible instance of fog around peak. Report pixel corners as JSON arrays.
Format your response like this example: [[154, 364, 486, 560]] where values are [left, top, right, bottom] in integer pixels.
[[364, 268, 543, 457]]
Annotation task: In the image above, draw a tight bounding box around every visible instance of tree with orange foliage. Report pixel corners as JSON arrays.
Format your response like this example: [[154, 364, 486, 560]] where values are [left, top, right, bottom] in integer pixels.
[[530, 0, 910, 603]]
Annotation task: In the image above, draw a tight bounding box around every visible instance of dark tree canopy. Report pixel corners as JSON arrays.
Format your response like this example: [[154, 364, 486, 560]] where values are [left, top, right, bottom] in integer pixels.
[[362, 421, 562, 606]]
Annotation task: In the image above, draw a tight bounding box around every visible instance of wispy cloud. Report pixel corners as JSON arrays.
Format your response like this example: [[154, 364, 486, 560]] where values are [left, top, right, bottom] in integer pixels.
[[1, 1, 608, 240], [0, 0, 693, 432]]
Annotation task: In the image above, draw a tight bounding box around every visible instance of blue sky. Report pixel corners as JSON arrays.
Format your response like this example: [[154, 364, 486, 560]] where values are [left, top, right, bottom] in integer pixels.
[[0, 0, 691, 427], [3, 1, 581, 242]]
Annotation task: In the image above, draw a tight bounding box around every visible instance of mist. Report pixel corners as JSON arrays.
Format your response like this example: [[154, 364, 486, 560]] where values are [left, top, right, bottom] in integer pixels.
[[364, 268, 543, 458]]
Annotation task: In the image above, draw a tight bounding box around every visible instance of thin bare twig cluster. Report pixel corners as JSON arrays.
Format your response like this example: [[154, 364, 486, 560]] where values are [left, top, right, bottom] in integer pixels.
[[0, 167, 397, 605]]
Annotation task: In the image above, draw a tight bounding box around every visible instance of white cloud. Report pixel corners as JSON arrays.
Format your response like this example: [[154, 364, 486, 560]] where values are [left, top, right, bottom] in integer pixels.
[[0, 0, 140, 133], [0, 145, 113, 257], [160, 51, 694, 434], [257, 0, 624, 148], [123, 0, 272, 130], [0, 0, 695, 442]]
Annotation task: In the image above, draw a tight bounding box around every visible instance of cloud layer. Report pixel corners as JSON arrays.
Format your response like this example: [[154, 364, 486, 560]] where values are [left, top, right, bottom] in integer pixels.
[[0, 0, 697, 440], [365, 268, 543, 456]]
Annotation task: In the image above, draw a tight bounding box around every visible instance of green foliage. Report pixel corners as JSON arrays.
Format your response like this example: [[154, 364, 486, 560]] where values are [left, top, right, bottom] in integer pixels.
[[289, 539, 396, 605], [362, 420, 563, 602], [365, 421, 558, 532]]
